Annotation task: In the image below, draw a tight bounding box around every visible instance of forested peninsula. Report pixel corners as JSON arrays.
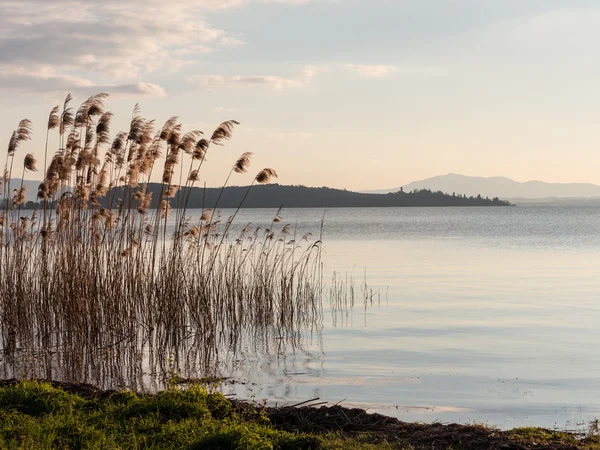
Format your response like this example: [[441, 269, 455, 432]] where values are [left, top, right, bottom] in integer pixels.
[[20, 184, 511, 209]]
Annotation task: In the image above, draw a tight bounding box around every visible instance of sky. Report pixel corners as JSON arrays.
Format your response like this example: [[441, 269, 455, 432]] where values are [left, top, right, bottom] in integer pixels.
[[1, 0, 600, 190]]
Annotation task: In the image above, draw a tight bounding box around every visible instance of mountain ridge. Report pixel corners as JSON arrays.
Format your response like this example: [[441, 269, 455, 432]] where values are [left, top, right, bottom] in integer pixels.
[[367, 174, 600, 199]]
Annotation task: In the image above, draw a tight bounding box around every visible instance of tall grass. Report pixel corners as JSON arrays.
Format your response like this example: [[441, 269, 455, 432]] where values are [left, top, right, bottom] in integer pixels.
[[0, 94, 324, 389]]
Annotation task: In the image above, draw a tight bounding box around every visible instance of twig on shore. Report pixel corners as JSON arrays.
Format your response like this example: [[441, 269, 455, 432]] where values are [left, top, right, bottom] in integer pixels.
[[289, 397, 320, 408]]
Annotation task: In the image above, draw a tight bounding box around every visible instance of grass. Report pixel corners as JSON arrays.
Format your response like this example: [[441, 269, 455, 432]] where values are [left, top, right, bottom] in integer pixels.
[[0, 381, 599, 449], [0, 381, 389, 449], [508, 427, 600, 449]]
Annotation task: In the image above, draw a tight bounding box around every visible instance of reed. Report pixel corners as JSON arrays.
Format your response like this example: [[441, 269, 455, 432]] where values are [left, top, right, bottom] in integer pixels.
[[0, 94, 324, 390]]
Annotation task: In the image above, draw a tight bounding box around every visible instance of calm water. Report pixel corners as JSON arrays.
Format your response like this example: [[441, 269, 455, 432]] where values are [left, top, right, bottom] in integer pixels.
[[210, 206, 600, 430]]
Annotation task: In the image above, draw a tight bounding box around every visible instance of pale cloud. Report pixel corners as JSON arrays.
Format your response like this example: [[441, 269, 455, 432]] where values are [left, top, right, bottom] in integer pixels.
[[303, 66, 320, 78], [188, 64, 320, 91], [189, 61, 447, 92], [0, 66, 166, 97], [346, 64, 397, 78], [0, 0, 316, 94], [396, 65, 450, 77], [0, 0, 265, 94], [106, 82, 167, 97], [0, 2, 229, 77], [302, 64, 329, 79], [218, 37, 246, 48], [172, 46, 214, 57], [346, 63, 450, 78], [189, 75, 303, 90]]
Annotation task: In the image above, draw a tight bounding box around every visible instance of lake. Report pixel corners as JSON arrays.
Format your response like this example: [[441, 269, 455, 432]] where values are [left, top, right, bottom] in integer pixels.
[[211, 206, 600, 430]]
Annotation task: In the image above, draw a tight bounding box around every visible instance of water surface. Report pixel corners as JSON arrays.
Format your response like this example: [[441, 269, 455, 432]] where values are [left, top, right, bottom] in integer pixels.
[[216, 206, 600, 430]]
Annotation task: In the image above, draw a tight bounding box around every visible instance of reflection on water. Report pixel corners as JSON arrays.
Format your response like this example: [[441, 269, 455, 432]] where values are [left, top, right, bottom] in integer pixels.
[[0, 209, 327, 394], [215, 207, 600, 430], [3, 206, 600, 429]]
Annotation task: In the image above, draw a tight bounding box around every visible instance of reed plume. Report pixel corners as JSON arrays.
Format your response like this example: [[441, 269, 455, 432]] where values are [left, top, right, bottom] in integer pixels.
[[48, 106, 60, 130], [23, 154, 37, 172], [0, 94, 325, 393], [210, 120, 239, 145], [193, 139, 209, 160], [234, 152, 253, 173], [7, 120, 33, 156], [59, 94, 74, 136], [256, 168, 278, 184], [12, 185, 27, 207]]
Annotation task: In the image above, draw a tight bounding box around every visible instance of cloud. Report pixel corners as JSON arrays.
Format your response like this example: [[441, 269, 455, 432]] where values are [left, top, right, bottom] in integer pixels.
[[302, 64, 329, 79], [0, 0, 312, 75], [0, 1, 230, 78], [346, 64, 397, 78], [188, 62, 446, 92], [346, 63, 449, 78], [0, 66, 166, 97], [188, 64, 319, 91], [218, 37, 246, 48], [189, 75, 304, 90], [0, 0, 320, 95], [0, 0, 307, 94], [104, 82, 167, 97]]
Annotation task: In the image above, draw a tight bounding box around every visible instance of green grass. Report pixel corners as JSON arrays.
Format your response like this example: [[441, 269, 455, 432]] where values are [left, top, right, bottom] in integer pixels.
[[0, 381, 391, 450], [508, 426, 600, 449], [2, 381, 600, 450]]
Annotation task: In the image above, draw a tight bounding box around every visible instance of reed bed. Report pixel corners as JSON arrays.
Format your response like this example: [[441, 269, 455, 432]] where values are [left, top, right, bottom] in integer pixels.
[[328, 270, 381, 328], [0, 93, 324, 389]]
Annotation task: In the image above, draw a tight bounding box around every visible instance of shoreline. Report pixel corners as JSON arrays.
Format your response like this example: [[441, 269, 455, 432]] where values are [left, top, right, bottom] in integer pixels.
[[0, 379, 596, 449]]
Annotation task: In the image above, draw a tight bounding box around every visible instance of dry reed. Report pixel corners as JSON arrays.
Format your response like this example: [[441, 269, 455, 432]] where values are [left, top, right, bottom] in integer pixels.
[[0, 94, 324, 390]]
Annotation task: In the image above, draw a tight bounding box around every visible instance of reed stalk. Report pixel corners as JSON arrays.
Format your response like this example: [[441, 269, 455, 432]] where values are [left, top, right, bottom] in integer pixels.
[[0, 94, 324, 390]]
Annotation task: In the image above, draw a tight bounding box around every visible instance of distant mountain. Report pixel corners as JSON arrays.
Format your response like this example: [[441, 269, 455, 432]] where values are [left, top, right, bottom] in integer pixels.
[[2, 179, 41, 195], [368, 174, 600, 200], [21, 183, 511, 209]]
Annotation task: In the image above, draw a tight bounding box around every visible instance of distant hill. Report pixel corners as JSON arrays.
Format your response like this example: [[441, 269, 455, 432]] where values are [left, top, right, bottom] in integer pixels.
[[368, 174, 600, 200], [20, 183, 511, 209], [2, 179, 42, 196]]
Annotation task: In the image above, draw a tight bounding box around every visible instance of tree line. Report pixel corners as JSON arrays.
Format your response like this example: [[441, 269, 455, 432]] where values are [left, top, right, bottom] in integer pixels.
[[17, 184, 512, 209]]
